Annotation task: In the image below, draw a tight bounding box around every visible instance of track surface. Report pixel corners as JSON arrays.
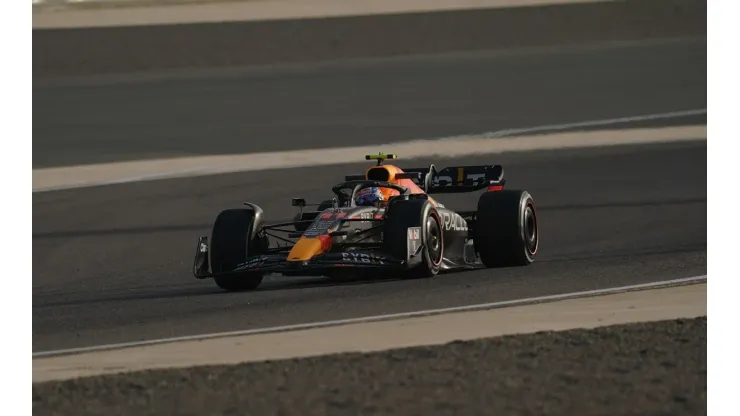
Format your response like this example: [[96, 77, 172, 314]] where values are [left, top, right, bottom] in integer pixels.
[[33, 37, 706, 168], [32, 37, 707, 353], [32, 140, 707, 352]]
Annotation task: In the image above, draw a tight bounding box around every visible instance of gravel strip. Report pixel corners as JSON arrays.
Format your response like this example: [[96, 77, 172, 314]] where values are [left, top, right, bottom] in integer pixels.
[[33, 317, 707, 416]]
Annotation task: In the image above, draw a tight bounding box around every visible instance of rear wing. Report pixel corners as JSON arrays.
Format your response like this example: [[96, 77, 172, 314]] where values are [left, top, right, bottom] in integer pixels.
[[345, 164, 505, 194], [403, 164, 505, 194]]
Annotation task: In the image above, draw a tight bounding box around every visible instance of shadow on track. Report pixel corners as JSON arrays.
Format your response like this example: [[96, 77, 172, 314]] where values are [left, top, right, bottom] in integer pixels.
[[34, 242, 707, 309], [32, 272, 413, 309], [539, 196, 706, 212], [537, 244, 706, 264]]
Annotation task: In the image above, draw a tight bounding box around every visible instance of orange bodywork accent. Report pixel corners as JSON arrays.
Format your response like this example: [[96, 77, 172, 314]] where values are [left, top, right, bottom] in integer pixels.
[[288, 162, 440, 263], [287, 235, 332, 262], [365, 164, 441, 206]]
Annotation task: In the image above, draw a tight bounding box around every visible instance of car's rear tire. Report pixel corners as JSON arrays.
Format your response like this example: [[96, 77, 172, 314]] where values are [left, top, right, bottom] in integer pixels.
[[383, 199, 443, 278], [475, 190, 538, 267], [209, 209, 264, 291]]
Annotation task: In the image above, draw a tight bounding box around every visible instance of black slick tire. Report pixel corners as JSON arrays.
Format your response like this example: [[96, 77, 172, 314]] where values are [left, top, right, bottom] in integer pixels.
[[209, 209, 264, 291], [383, 199, 443, 278], [475, 190, 538, 267]]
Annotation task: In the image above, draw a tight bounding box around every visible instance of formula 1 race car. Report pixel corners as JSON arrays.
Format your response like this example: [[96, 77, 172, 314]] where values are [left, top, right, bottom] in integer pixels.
[[192, 153, 538, 291]]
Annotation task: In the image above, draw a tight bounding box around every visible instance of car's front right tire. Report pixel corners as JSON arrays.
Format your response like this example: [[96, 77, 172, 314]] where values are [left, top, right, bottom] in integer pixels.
[[383, 199, 443, 278]]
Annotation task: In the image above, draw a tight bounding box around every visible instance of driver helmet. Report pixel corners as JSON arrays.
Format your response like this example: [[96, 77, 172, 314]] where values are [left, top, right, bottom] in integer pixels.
[[355, 187, 385, 207]]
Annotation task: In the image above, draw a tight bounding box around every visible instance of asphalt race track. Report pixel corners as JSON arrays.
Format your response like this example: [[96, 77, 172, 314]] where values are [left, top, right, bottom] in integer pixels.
[[33, 140, 707, 352], [33, 37, 706, 168], [32, 37, 707, 353]]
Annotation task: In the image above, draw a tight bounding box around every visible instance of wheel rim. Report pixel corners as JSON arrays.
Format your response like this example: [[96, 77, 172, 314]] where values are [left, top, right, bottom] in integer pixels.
[[426, 215, 443, 264], [523, 203, 538, 255]]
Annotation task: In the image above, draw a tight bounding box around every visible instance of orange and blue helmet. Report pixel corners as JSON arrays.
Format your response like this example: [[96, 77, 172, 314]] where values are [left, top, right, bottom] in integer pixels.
[[355, 187, 385, 207]]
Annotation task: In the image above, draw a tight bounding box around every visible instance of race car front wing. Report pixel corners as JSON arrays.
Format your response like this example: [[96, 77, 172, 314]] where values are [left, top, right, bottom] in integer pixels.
[[193, 227, 424, 278]]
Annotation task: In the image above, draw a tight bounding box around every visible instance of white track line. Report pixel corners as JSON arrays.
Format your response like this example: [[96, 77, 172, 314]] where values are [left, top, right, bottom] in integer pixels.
[[488, 108, 707, 137], [33, 109, 707, 193], [32, 275, 707, 359], [33, 0, 607, 29]]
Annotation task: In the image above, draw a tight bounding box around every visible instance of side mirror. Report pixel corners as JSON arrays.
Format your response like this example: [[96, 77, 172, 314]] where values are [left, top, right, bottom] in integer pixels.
[[292, 198, 306, 207]]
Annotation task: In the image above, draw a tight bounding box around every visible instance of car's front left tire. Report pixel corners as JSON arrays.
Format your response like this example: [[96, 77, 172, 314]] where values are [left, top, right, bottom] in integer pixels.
[[209, 208, 264, 291]]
